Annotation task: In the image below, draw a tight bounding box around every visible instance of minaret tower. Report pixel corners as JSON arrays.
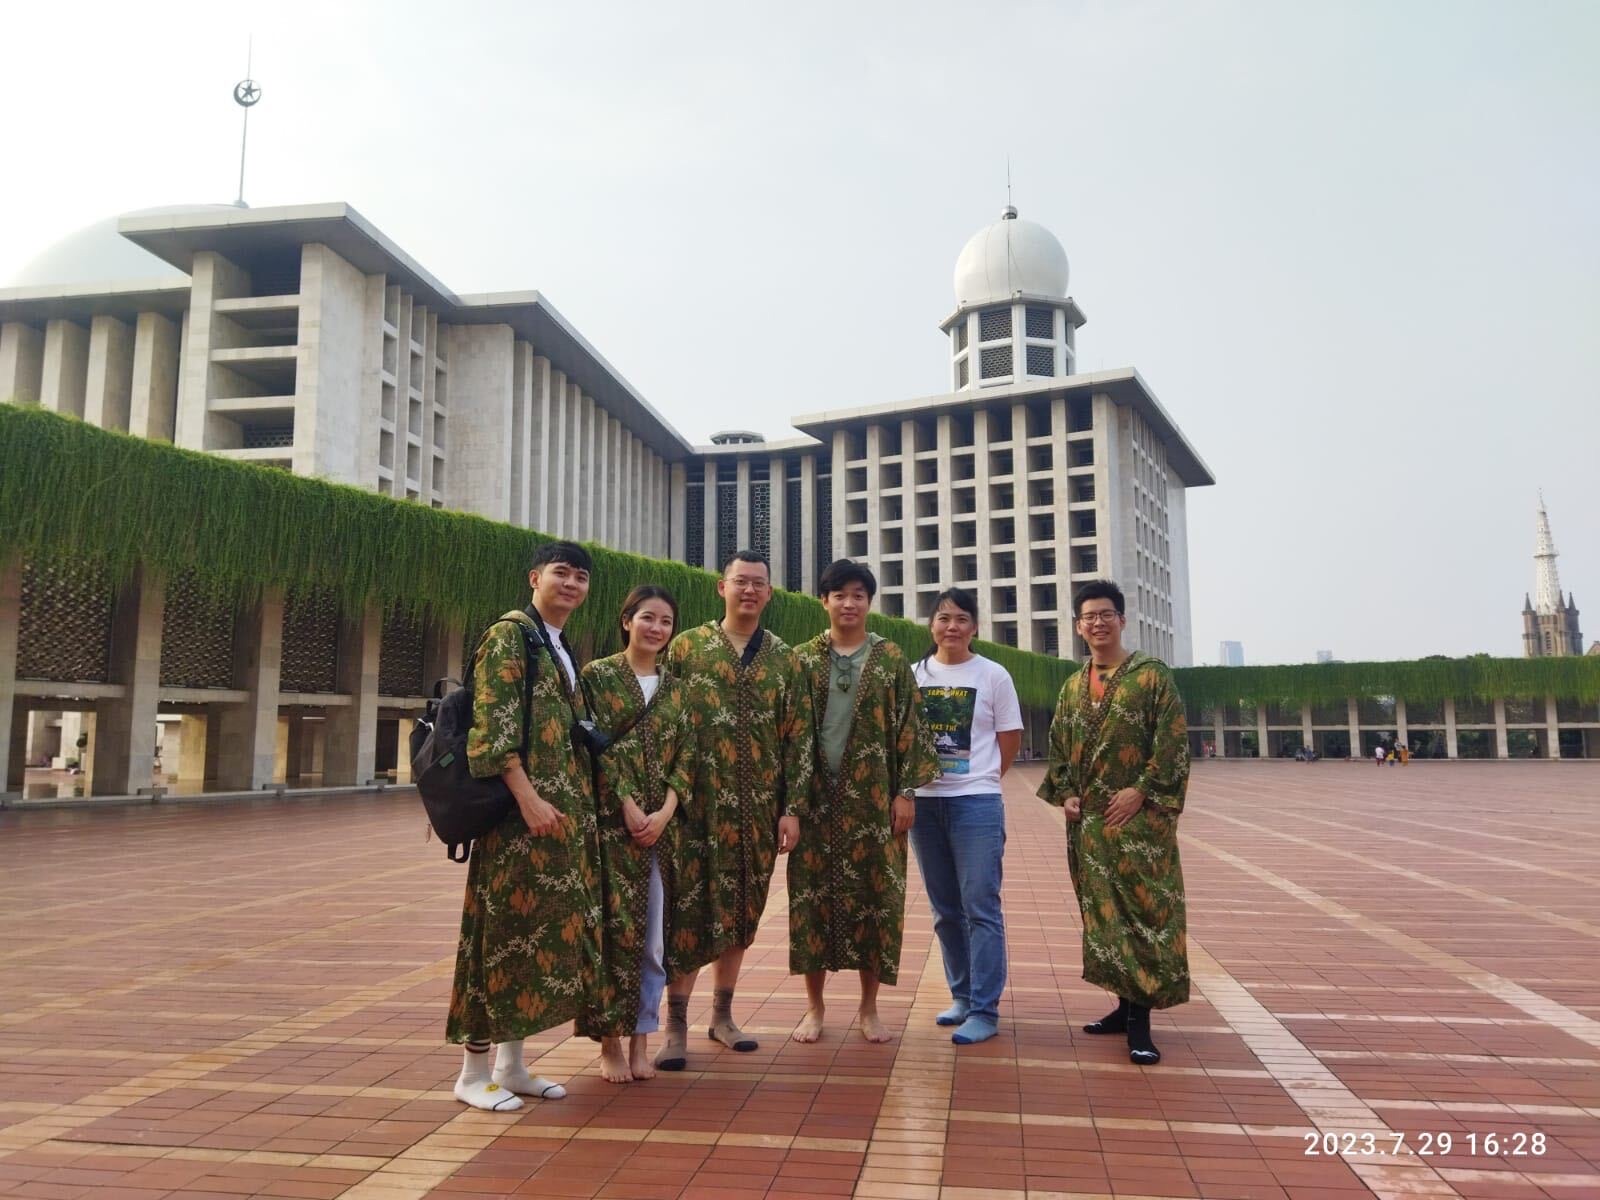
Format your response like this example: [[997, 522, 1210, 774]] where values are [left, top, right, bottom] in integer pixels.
[[1523, 495, 1582, 656]]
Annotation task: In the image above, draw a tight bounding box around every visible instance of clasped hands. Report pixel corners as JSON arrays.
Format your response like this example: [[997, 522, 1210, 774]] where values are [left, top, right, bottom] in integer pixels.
[[1062, 786, 1146, 831], [622, 792, 677, 848]]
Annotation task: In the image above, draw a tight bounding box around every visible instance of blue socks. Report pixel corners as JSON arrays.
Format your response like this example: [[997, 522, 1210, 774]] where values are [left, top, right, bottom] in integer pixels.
[[936, 1001, 969, 1027], [951, 1015, 998, 1045]]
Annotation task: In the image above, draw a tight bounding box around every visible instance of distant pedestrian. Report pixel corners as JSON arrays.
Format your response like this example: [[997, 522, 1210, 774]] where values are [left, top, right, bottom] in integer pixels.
[[1374, 744, 1387, 766]]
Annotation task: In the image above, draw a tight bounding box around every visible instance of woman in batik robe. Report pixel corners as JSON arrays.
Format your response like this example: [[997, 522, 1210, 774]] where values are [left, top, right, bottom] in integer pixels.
[[1039, 578, 1190, 1066], [447, 541, 602, 1110], [576, 586, 695, 1084], [788, 559, 940, 1044]]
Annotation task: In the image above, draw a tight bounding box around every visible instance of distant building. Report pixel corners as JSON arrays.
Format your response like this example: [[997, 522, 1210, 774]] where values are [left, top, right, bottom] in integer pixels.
[[1219, 641, 1244, 667], [1316, 650, 1335, 664], [1523, 498, 1582, 657]]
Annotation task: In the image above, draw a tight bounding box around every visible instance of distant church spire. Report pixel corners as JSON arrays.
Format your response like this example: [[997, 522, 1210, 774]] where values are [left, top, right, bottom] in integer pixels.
[[1533, 492, 1562, 615]]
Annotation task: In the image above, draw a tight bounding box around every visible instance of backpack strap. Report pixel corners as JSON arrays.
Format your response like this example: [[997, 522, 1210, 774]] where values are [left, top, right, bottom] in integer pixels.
[[464, 615, 542, 764]]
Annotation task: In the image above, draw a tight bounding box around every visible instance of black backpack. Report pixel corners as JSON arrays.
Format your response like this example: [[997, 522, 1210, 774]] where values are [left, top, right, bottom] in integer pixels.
[[410, 617, 540, 862]]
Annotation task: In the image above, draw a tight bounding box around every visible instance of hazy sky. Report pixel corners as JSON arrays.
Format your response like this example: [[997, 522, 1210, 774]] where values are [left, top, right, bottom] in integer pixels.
[[2, 0, 1596, 665]]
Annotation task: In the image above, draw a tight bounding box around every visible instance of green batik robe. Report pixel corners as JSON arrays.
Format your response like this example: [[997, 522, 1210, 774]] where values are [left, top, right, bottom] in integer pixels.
[[575, 654, 695, 1039], [787, 634, 940, 985], [665, 621, 815, 978], [446, 611, 602, 1044], [1037, 651, 1191, 1010]]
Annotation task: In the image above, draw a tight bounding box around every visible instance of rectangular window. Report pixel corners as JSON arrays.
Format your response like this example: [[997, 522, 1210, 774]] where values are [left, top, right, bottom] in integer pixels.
[[979, 307, 1012, 342], [1026, 345, 1054, 376], [980, 345, 1013, 379], [953, 322, 968, 352], [1025, 307, 1054, 339], [957, 357, 969, 388]]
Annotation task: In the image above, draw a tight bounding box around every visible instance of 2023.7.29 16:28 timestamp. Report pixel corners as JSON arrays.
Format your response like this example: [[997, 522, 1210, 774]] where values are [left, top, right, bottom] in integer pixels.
[[1304, 1131, 1548, 1157]]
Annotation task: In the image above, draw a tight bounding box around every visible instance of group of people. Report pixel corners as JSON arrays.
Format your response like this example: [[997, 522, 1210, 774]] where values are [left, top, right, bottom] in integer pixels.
[[444, 540, 1192, 1112]]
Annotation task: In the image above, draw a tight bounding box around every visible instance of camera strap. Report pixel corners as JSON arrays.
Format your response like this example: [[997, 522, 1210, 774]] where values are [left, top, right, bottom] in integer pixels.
[[523, 605, 596, 721]]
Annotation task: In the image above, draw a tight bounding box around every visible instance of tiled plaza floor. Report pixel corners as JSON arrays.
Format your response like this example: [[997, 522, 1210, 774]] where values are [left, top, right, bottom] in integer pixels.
[[2, 763, 1599, 1200]]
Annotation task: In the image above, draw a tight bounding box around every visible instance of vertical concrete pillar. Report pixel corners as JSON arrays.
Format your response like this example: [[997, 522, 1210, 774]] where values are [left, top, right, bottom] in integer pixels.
[[325, 603, 382, 786], [969, 414, 994, 641], [1545, 693, 1561, 760], [594, 408, 611, 546], [215, 590, 285, 790], [94, 569, 166, 795], [40, 319, 89, 416], [510, 342, 532, 528], [129, 312, 181, 441], [548, 371, 568, 535], [1443, 697, 1459, 759], [1256, 708, 1270, 759], [1301, 703, 1314, 755], [830, 431, 849, 571], [177, 714, 208, 783], [529, 356, 552, 532], [175, 252, 252, 452], [274, 715, 292, 782], [1395, 696, 1409, 754], [1493, 697, 1509, 760], [564, 382, 582, 539], [394, 720, 417, 783], [621, 434, 635, 552], [1347, 698, 1361, 760], [769, 455, 787, 589], [735, 457, 752, 550], [670, 463, 688, 562], [1213, 712, 1226, 759], [702, 459, 720, 571], [0, 322, 45, 404], [423, 619, 464, 690], [0, 563, 20, 795], [801, 453, 819, 593], [575, 394, 593, 541], [84, 316, 135, 431]]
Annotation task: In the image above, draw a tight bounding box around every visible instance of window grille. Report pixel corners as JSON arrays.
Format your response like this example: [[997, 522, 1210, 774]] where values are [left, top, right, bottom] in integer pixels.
[[378, 608, 426, 697], [243, 423, 294, 450], [785, 476, 803, 589], [716, 480, 738, 568], [159, 572, 237, 689], [16, 558, 113, 683], [685, 482, 704, 566], [1026, 307, 1054, 339], [953, 322, 968, 352], [280, 590, 341, 693], [957, 358, 969, 388], [750, 481, 771, 561], [1026, 345, 1054, 376], [815, 473, 833, 580], [980, 346, 1013, 379], [978, 307, 1011, 342]]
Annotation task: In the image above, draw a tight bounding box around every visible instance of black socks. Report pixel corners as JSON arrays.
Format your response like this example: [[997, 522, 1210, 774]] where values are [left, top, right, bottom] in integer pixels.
[[1082, 996, 1129, 1035], [1126, 1003, 1160, 1065]]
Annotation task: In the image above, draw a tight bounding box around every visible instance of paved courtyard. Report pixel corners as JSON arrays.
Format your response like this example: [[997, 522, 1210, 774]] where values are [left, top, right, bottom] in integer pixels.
[[2, 763, 1598, 1200]]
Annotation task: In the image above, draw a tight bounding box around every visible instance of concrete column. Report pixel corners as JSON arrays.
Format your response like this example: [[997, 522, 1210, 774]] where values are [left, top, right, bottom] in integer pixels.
[[510, 342, 532, 527], [1213, 712, 1226, 759], [529, 356, 552, 532], [424, 618, 464, 689], [94, 569, 166, 795], [594, 407, 610, 546], [576, 394, 594, 541], [736, 457, 752, 550], [0, 563, 20, 796], [1493, 697, 1509, 760], [801, 453, 819, 593], [1444, 697, 1459, 759], [177, 714, 208, 783], [40, 319, 89, 416], [702, 459, 720, 571], [175, 252, 252, 452], [670, 463, 688, 562], [1301, 703, 1314, 754], [84, 316, 135, 431], [1395, 697, 1409, 753], [548, 371, 569, 535], [1009, 403, 1035, 650], [129, 312, 181, 441], [0, 322, 45, 404], [1347, 697, 1361, 760], [624, 434, 639, 552], [325, 603, 382, 786], [1546, 693, 1561, 760], [830, 431, 849, 569], [215, 590, 285, 790], [769, 455, 787, 589], [394, 720, 418, 783], [564, 382, 582, 539], [862, 426, 882, 569], [1256, 708, 1270, 759], [970, 413, 994, 641]]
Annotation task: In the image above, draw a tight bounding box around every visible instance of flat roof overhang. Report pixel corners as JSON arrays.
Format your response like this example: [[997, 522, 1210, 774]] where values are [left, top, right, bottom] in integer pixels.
[[791, 368, 1215, 487], [118, 204, 692, 460], [0, 279, 191, 323]]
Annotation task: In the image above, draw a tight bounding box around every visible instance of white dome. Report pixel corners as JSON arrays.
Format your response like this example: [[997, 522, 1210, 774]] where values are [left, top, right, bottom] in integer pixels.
[[6, 204, 239, 289], [953, 208, 1069, 306]]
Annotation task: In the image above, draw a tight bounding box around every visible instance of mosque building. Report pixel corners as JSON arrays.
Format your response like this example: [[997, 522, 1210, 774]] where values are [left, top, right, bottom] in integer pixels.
[[0, 198, 1212, 789]]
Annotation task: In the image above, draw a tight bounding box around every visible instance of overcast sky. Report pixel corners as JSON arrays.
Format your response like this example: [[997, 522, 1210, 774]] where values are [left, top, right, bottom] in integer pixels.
[[2, 0, 1596, 665]]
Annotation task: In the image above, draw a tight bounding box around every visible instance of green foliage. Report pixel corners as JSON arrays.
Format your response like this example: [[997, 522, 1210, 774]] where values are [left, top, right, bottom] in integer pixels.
[[0, 405, 1072, 707], [1176, 656, 1600, 706]]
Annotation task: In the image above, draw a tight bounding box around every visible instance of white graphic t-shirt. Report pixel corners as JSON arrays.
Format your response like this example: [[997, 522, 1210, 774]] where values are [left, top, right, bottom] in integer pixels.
[[912, 654, 1023, 798]]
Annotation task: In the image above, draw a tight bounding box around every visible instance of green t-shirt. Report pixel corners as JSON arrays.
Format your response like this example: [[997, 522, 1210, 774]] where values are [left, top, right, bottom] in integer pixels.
[[820, 635, 877, 774]]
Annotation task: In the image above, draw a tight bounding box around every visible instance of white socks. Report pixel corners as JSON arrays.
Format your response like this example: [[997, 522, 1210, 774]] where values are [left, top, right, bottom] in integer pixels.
[[492, 1039, 567, 1100], [454, 1047, 522, 1111]]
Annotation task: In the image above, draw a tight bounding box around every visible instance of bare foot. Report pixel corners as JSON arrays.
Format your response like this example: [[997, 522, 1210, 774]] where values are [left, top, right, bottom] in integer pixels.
[[629, 1035, 656, 1080], [792, 1008, 825, 1043], [859, 1010, 892, 1043], [599, 1036, 633, 1083]]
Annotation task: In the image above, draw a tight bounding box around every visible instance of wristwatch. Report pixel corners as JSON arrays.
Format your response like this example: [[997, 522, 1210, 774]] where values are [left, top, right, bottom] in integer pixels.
[[898, 788, 917, 801]]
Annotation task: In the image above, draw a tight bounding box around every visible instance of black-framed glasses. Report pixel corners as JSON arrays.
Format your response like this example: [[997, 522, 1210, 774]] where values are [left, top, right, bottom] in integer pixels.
[[1076, 611, 1121, 626]]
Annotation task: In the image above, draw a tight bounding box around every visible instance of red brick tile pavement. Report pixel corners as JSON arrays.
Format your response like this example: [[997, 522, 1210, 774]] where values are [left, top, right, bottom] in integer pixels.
[[2, 763, 1598, 1199]]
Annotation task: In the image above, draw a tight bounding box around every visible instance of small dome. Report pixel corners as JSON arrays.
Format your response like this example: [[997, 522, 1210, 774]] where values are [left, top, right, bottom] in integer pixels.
[[953, 207, 1069, 306], [6, 204, 239, 289]]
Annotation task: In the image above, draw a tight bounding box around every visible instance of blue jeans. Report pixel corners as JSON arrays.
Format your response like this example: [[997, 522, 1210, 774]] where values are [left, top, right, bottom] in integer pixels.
[[910, 794, 1007, 1023]]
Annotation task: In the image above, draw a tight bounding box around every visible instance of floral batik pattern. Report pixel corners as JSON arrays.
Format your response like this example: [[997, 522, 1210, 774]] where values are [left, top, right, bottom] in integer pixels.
[[446, 610, 602, 1044], [786, 634, 940, 985], [1038, 651, 1191, 1010], [665, 621, 815, 979], [575, 653, 695, 1039]]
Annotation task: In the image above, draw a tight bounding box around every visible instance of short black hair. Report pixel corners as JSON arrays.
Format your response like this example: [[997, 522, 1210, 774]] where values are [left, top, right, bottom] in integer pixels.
[[818, 558, 877, 600], [722, 549, 770, 575], [531, 540, 593, 574], [1072, 578, 1125, 617]]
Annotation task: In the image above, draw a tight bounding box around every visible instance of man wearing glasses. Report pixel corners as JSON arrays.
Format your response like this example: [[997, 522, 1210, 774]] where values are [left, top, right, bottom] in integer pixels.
[[1038, 579, 1191, 1066], [656, 550, 815, 1070]]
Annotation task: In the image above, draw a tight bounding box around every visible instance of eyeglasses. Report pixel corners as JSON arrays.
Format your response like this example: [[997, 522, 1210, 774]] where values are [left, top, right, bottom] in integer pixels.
[[1076, 611, 1121, 626], [725, 578, 770, 593]]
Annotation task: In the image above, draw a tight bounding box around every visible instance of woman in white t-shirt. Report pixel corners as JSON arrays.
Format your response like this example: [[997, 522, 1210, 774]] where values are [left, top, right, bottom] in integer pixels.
[[911, 588, 1023, 1045]]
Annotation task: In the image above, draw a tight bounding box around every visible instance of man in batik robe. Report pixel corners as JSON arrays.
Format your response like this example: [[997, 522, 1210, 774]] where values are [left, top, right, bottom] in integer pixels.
[[446, 540, 602, 1110], [657, 550, 815, 1070], [1038, 578, 1190, 1066], [789, 559, 940, 1044]]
